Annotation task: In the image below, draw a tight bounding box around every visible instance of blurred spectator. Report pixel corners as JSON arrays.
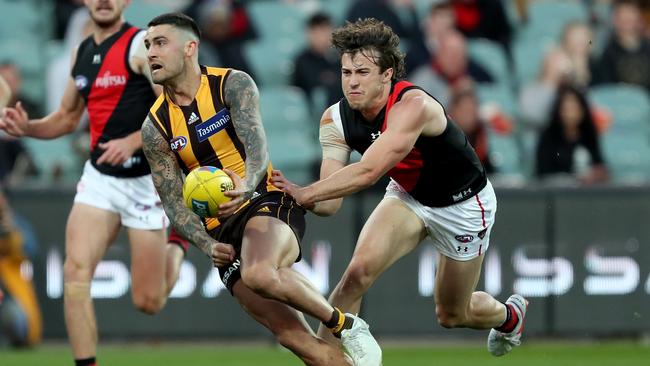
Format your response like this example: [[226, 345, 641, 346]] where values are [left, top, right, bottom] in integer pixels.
[[53, 0, 84, 40], [0, 189, 42, 347], [0, 62, 41, 117], [594, 0, 650, 91], [184, 0, 258, 78], [520, 21, 599, 129], [448, 84, 495, 173], [408, 1, 456, 70], [291, 12, 342, 114], [0, 73, 38, 186], [345, 0, 427, 73], [450, 0, 513, 59], [536, 84, 608, 185], [409, 30, 493, 105]]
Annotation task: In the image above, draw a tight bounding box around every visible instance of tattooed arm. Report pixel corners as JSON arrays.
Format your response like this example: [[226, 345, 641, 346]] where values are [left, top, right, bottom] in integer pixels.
[[222, 70, 269, 201], [142, 117, 234, 265]]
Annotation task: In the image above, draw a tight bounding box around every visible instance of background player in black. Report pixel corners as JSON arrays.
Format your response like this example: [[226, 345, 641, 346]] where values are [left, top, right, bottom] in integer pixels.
[[272, 18, 528, 357], [141, 13, 381, 366], [0, 1, 188, 366]]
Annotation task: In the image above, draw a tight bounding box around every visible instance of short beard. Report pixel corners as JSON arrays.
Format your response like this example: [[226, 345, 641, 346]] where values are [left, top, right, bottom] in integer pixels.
[[90, 13, 121, 29]]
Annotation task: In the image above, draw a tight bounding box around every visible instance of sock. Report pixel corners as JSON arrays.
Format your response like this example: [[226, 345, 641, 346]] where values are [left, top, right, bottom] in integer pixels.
[[168, 228, 189, 254], [75, 357, 96, 366], [323, 308, 354, 338], [495, 303, 519, 333]]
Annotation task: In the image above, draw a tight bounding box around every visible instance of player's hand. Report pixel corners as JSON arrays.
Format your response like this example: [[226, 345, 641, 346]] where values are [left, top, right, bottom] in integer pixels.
[[210, 241, 236, 267], [96, 137, 137, 166], [270, 170, 314, 209], [218, 169, 250, 218], [0, 102, 30, 137]]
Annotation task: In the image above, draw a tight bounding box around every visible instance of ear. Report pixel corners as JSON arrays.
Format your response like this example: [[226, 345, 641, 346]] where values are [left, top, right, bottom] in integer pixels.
[[383, 68, 394, 83], [186, 40, 199, 57]]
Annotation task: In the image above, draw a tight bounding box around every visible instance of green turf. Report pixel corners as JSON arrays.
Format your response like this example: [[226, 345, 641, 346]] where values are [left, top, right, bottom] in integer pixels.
[[1, 341, 648, 366]]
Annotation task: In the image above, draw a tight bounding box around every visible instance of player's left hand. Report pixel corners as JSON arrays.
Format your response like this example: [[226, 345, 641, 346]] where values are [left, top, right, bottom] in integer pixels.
[[97, 137, 137, 166], [217, 169, 251, 218], [270, 170, 314, 209]]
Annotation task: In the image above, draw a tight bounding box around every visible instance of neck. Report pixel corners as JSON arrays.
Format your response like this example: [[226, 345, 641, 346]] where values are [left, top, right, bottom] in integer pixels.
[[563, 124, 579, 141], [164, 63, 202, 106], [92, 19, 125, 44], [359, 82, 392, 121]]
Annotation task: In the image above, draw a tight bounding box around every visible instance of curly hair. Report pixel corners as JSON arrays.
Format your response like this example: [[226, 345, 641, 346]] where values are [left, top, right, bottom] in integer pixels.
[[331, 18, 405, 81]]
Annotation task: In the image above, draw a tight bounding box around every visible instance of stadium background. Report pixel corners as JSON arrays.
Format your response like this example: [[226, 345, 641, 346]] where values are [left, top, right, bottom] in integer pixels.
[[1, 0, 649, 365]]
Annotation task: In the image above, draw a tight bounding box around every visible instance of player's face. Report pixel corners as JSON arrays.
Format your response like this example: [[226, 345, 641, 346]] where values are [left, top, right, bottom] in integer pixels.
[[85, 0, 129, 28], [341, 51, 391, 111], [145, 25, 188, 84]]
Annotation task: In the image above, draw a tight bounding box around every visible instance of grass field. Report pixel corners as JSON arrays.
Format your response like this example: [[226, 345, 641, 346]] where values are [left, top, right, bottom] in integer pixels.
[[1, 340, 649, 366]]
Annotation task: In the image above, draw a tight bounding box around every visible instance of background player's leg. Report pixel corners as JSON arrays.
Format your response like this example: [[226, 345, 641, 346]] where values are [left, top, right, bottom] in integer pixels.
[[317, 197, 426, 341], [434, 253, 506, 329], [239, 216, 334, 323], [64, 203, 121, 360], [232, 281, 351, 366], [128, 228, 182, 314]]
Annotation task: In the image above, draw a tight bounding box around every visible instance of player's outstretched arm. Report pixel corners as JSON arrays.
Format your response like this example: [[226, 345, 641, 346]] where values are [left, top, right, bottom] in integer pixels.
[[142, 117, 234, 265], [223, 70, 269, 200]]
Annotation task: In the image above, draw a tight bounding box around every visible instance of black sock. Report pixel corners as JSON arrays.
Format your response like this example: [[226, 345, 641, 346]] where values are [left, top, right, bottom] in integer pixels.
[[75, 357, 96, 366], [323, 308, 343, 329], [333, 315, 355, 338]]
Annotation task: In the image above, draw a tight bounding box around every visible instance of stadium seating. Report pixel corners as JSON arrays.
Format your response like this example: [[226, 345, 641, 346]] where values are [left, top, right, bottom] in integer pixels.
[[601, 131, 650, 183], [267, 131, 320, 185], [259, 85, 314, 135], [516, 0, 587, 45], [487, 130, 522, 177], [244, 39, 301, 86], [467, 39, 511, 86], [123, 0, 177, 28], [589, 84, 650, 134]]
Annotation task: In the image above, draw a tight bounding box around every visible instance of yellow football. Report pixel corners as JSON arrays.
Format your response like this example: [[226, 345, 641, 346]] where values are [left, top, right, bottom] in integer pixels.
[[183, 166, 234, 218]]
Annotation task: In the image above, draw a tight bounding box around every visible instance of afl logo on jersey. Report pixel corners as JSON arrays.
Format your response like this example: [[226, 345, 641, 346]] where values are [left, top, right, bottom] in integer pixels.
[[170, 136, 188, 151], [75, 75, 88, 90]]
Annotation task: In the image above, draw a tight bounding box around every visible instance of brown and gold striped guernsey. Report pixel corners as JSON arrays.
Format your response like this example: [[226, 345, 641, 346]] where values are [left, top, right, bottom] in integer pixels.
[[148, 66, 279, 230]]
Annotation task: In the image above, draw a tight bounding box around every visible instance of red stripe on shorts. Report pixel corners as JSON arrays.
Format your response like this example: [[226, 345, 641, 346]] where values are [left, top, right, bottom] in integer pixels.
[[475, 194, 486, 228]]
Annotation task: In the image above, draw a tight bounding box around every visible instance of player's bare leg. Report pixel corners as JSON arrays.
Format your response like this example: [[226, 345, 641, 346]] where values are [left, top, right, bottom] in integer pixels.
[[232, 281, 352, 366], [317, 198, 426, 342], [63, 203, 121, 360], [240, 216, 381, 364], [434, 253, 504, 328], [128, 228, 182, 314]]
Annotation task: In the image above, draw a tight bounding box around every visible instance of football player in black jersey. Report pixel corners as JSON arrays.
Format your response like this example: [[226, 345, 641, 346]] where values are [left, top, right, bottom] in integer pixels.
[[272, 18, 528, 358]]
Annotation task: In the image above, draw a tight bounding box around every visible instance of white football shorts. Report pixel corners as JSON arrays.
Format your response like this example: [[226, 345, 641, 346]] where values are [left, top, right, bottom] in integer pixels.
[[74, 160, 169, 230], [384, 178, 497, 261]]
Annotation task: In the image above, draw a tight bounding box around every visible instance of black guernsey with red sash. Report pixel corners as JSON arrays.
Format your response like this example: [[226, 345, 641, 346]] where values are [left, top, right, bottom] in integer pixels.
[[337, 80, 487, 207], [72, 23, 155, 177]]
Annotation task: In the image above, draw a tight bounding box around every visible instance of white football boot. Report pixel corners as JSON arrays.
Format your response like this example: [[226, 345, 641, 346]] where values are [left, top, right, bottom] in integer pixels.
[[487, 294, 528, 357], [340, 314, 382, 366]]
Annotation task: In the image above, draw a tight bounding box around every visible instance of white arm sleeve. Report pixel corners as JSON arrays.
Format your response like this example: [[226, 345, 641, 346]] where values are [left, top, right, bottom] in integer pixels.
[[319, 103, 351, 163]]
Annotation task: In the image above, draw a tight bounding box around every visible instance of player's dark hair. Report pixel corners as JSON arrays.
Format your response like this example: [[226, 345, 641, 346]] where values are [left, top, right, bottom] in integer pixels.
[[148, 12, 201, 39], [332, 18, 405, 81], [307, 12, 331, 28]]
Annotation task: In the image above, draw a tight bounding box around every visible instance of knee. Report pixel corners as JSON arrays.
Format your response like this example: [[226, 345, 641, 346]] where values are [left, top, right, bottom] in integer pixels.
[[132, 290, 166, 315], [63, 257, 93, 283], [240, 264, 279, 297], [338, 260, 375, 296], [435, 305, 467, 329]]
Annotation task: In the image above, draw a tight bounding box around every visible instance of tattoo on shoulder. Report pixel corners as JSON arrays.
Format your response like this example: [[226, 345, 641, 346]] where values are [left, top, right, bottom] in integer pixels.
[[224, 70, 269, 198], [141, 118, 214, 256]]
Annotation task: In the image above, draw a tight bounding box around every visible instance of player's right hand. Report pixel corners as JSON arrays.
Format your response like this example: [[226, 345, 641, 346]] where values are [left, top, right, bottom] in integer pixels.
[[0, 101, 29, 137], [210, 241, 236, 267]]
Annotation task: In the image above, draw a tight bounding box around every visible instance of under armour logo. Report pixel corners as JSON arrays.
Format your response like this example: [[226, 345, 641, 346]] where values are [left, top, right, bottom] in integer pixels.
[[370, 131, 381, 141], [92, 54, 101, 64]]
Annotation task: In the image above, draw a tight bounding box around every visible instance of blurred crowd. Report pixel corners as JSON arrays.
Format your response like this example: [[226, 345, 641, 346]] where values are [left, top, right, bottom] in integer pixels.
[[1, 0, 650, 188]]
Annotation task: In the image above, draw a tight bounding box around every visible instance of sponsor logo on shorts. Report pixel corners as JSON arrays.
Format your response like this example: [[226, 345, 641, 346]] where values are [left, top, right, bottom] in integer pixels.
[[221, 258, 241, 286], [478, 228, 487, 239], [135, 203, 151, 211], [191, 199, 210, 217], [455, 234, 474, 243], [195, 108, 231, 142], [170, 136, 188, 152], [452, 188, 473, 202], [257, 206, 271, 213]]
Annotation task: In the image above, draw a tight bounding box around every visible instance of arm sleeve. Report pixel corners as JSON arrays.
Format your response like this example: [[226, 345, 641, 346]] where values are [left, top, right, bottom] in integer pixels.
[[319, 120, 351, 164]]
